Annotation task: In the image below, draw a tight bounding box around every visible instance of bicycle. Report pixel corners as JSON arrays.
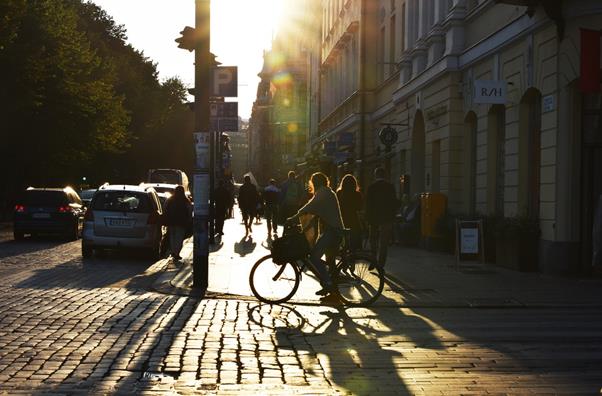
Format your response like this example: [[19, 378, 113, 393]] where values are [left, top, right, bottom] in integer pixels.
[[249, 221, 385, 307]]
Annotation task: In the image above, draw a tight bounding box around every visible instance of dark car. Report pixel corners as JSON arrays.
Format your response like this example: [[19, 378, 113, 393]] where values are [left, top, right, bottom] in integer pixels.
[[79, 188, 97, 207], [13, 187, 85, 240]]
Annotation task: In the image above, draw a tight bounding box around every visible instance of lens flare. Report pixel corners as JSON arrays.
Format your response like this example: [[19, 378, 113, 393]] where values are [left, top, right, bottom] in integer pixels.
[[272, 70, 293, 87], [287, 122, 298, 133]]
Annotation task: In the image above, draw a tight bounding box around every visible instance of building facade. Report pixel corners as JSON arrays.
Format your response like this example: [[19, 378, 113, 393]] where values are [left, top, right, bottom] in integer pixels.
[[312, 0, 602, 274]]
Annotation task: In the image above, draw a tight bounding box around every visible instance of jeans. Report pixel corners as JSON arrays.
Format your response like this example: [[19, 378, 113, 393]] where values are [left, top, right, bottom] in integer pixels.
[[310, 227, 342, 286], [264, 203, 278, 234], [169, 225, 186, 258], [369, 223, 393, 267]]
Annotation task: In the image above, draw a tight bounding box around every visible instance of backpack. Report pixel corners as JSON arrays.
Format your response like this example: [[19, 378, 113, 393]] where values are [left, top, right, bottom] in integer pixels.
[[283, 181, 300, 205]]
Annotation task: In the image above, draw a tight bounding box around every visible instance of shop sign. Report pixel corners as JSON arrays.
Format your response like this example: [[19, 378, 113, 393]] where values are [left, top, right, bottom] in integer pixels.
[[334, 151, 351, 164], [474, 80, 507, 104], [336, 132, 354, 150]]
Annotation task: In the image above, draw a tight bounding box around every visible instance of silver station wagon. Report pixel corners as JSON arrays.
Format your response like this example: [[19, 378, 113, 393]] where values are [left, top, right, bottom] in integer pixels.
[[82, 184, 164, 259]]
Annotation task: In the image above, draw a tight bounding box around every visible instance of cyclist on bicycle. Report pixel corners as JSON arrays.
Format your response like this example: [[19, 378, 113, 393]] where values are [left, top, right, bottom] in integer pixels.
[[287, 172, 344, 296]]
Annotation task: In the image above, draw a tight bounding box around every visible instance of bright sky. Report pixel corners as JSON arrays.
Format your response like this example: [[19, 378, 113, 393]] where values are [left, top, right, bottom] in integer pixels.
[[91, 0, 284, 120]]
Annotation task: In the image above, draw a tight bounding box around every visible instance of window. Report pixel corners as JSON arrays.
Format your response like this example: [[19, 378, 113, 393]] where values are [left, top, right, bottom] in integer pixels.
[[401, 3, 406, 52], [23, 191, 68, 206], [92, 192, 151, 213], [379, 26, 386, 82], [389, 14, 396, 75]]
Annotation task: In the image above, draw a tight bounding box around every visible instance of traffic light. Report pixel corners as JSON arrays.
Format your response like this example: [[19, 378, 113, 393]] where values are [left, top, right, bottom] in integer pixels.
[[175, 26, 197, 52]]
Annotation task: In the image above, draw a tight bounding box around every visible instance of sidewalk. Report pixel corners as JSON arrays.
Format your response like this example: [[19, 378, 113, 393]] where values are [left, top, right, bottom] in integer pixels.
[[153, 210, 602, 308]]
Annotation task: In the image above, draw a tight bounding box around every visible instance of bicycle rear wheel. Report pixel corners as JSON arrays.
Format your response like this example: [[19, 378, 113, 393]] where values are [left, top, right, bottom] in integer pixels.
[[249, 254, 301, 304], [334, 253, 384, 307]]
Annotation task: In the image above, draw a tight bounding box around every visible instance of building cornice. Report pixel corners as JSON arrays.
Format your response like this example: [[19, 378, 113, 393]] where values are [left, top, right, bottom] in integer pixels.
[[315, 114, 362, 144], [392, 11, 552, 104]]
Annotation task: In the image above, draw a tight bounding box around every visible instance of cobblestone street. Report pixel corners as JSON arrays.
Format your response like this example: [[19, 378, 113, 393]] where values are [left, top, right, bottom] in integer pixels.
[[1, 227, 602, 394]]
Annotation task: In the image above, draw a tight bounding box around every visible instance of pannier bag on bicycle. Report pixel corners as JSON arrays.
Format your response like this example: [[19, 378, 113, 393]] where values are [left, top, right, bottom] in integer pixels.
[[271, 233, 310, 264]]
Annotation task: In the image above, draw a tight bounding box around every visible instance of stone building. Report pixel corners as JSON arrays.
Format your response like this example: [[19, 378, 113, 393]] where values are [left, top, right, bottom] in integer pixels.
[[312, 0, 602, 274], [311, 0, 602, 272]]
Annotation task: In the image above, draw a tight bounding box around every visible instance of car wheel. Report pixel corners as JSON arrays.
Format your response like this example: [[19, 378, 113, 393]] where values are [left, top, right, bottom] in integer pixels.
[[13, 231, 24, 240], [82, 243, 93, 258]]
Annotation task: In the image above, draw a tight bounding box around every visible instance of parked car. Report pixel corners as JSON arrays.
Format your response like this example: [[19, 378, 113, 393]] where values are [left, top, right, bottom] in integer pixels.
[[147, 169, 189, 192], [13, 187, 85, 240], [79, 188, 97, 207], [140, 183, 192, 203], [82, 184, 164, 259]]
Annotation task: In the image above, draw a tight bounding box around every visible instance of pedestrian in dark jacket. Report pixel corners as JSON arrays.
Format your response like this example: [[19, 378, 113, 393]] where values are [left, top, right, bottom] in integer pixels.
[[336, 174, 363, 251], [279, 171, 304, 224], [365, 167, 399, 268], [238, 175, 259, 236], [164, 185, 192, 261], [263, 179, 281, 237], [215, 180, 232, 237]]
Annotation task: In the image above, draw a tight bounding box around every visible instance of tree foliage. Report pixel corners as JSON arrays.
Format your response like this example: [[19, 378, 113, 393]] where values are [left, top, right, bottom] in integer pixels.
[[0, 0, 193, 214]]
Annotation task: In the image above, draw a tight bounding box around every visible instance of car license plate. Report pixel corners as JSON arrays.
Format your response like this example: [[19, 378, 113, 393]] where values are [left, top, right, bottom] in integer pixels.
[[107, 218, 133, 227], [32, 213, 50, 219]]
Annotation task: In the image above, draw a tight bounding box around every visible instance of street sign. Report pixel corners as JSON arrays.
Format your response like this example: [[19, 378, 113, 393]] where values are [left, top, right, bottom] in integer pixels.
[[210, 102, 238, 118], [210, 117, 239, 132], [194, 132, 210, 170], [211, 66, 237, 97]]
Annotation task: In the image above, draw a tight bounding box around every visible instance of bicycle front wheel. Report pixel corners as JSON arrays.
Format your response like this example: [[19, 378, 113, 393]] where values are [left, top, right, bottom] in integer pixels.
[[249, 254, 301, 304], [334, 253, 384, 307]]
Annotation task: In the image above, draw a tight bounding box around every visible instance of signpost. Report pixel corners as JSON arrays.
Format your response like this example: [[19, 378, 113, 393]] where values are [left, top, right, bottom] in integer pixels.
[[177, 2, 238, 290], [455, 219, 485, 269]]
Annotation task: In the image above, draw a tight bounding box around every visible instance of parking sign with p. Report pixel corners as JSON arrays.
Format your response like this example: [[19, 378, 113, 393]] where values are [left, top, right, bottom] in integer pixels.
[[211, 66, 237, 97]]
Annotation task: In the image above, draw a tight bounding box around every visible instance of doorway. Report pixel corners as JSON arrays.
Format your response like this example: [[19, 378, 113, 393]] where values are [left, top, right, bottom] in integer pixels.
[[581, 93, 602, 272]]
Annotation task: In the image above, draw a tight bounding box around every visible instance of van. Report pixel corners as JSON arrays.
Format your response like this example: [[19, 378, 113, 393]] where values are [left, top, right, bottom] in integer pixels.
[[147, 169, 189, 192]]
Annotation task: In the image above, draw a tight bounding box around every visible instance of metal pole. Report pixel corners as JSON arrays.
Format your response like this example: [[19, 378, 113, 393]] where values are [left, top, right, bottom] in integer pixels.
[[193, 0, 210, 289], [385, 146, 392, 175], [209, 128, 215, 245]]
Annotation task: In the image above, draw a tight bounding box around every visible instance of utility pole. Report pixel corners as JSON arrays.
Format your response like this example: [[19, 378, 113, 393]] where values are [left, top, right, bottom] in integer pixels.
[[193, 0, 211, 289], [175, 0, 212, 290]]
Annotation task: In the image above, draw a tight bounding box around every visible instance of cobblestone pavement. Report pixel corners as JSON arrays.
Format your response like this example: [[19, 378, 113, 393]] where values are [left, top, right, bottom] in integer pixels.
[[1, 233, 602, 394]]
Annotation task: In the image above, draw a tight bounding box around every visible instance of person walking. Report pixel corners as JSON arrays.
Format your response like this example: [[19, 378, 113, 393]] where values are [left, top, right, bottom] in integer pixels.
[[263, 179, 280, 238], [336, 174, 363, 251], [280, 171, 304, 224], [238, 175, 259, 236], [214, 179, 232, 237], [365, 167, 399, 269], [287, 172, 344, 296], [163, 185, 192, 261]]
